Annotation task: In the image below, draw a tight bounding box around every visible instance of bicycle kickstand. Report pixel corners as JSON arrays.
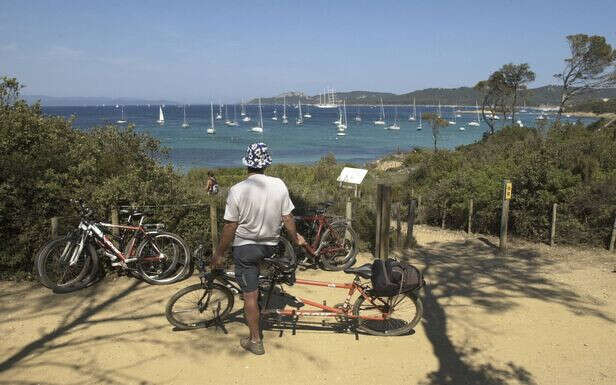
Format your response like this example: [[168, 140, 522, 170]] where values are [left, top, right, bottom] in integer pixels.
[[291, 310, 298, 336], [213, 302, 228, 334], [352, 319, 360, 341]]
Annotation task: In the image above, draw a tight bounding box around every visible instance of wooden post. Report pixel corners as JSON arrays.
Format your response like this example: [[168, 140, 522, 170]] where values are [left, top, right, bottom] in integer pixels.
[[345, 197, 353, 241], [374, 184, 391, 260], [111, 208, 119, 236], [405, 199, 417, 249], [467, 199, 474, 234], [441, 199, 448, 230], [50, 217, 59, 239], [609, 215, 616, 252], [417, 196, 422, 224], [210, 202, 219, 252], [550, 203, 557, 247], [500, 179, 511, 253], [395, 203, 402, 249]]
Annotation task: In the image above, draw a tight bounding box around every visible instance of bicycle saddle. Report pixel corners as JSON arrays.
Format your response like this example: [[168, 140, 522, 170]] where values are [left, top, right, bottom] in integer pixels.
[[343, 263, 372, 279]]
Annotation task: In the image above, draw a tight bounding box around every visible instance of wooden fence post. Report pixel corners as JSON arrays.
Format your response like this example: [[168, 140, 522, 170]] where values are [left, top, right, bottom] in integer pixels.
[[111, 208, 120, 236], [417, 196, 422, 224], [395, 203, 402, 249], [467, 199, 474, 234], [609, 215, 616, 252], [210, 202, 219, 252], [550, 203, 557, 247], [441, 199, 448, 230], [375, 184, 391, 260], [50, 217, 59, 239], [500, 179, 512, 253], [345, 197, 353, 241], [405, 199, 417, 249]]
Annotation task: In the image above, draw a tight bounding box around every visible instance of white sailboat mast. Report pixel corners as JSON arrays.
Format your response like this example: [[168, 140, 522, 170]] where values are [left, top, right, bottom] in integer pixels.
[[259, 98, 263, 128]]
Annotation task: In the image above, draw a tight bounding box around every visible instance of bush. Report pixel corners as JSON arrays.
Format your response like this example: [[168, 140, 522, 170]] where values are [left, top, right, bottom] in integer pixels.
[[394, 121, 616, 247]]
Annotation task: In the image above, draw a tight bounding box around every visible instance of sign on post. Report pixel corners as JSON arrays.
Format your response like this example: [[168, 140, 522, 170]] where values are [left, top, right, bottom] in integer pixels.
[[337, 167, 368, 198], [505, 182, 512, 200]]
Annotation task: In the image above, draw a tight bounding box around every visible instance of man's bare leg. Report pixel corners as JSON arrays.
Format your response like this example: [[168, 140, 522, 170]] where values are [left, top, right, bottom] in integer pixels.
[[243, 290, 260, 342]]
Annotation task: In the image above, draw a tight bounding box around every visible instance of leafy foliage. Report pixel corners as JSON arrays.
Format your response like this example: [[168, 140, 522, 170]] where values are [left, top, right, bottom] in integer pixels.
[[398, 121, 616, 247]]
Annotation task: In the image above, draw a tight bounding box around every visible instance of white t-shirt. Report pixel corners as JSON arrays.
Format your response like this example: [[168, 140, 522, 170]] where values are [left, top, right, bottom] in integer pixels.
[[224, 174, 295, 246]]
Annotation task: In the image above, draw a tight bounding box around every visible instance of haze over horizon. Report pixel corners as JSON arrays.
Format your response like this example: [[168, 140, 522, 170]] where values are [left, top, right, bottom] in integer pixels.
[[2, 0, 615, 103]]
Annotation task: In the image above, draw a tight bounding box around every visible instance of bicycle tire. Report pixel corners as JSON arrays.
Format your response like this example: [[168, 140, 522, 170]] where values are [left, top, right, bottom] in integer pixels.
[[35, 236, 99, 292], [165, 283, 234, 330], [135, 231, 191, 285], [319, 221, 358, 271], [352, 292, 423, 336]]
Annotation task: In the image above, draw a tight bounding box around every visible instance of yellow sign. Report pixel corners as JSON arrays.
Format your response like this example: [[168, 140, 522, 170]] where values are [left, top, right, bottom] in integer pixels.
[[505, 182, 512, 200]]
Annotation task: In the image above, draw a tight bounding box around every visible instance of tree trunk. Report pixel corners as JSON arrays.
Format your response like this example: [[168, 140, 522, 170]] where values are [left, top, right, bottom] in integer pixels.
[[511, 89, 517, 124], [481, 95, 494, 134]]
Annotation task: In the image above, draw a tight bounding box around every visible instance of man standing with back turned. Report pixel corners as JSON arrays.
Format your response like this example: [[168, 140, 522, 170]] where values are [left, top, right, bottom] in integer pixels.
[[212, 142, 305, 355]]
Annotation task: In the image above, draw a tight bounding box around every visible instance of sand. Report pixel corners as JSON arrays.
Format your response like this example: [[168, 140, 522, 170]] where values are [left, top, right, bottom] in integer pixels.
[[1, 225, 615, 385]]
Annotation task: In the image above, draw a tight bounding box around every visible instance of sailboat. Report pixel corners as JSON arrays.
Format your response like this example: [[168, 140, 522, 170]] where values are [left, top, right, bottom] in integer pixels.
[[207, 103, 216, 134], [333, 107, 342, 125], [408, 98, 416, 121], [225, 104, 239, 126], [468, 101, 480, 127], [181, 105, 189, 128], [374, 98, 386, 125], [224, 105, 232, 125], [387, 106, 400, 130], [337, 100, 347, 130], [417, 112, 423, 130], [303, 103, 311, 118], [216, 104, 222, 120], [448, 108, 456, 125], [117, 105, 127, 124], [296, 97, 304, 125], [282, 96, 288, 124], [355, 106, 362, 122], [157, 106, 165, 124], [438, 101, 442, 118], [520, 100, 527, 113], [337, 101, 348, 136], [240, 100, 246, 116], [272, 106, 278, 121], [315, 87, 337, 108], [251, 99, 264, 133]]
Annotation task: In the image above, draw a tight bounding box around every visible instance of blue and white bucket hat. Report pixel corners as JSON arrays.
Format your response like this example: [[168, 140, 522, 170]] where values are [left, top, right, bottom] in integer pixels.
[[242, 142, 272, 169]]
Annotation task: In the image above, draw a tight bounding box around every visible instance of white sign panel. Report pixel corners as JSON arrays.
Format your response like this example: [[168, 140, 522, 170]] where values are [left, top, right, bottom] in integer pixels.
[[337, 167, 368, 185]]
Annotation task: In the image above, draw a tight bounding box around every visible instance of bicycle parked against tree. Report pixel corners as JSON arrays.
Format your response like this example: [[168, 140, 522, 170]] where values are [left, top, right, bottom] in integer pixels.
[[165, 242, 423, 336], [290, 201, 358, 271], [36, 200, 191, 292]]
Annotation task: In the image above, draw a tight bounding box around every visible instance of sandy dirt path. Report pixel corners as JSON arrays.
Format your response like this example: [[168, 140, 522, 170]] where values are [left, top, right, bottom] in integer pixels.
[[1, 226, 615, 385]]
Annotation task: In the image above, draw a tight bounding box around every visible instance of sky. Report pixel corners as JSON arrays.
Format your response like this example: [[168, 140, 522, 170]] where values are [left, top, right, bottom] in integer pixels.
[[1, 0, 615, 103]]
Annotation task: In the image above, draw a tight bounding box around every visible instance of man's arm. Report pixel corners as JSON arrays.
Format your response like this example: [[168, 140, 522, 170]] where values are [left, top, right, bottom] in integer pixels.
[[282, 214, 306, 246], [212, 221, 238, 268]]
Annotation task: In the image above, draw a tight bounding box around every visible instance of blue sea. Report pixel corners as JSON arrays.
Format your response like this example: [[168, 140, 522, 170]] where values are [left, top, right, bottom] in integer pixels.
[[41, 104, 595, 171]]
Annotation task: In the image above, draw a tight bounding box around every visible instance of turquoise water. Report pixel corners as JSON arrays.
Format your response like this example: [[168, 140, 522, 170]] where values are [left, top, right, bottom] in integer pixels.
[[42, 104, 594, 171]]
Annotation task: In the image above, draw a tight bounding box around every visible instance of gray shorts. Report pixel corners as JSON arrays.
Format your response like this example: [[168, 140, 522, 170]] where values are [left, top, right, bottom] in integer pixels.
[[232, 244, 276, 293]]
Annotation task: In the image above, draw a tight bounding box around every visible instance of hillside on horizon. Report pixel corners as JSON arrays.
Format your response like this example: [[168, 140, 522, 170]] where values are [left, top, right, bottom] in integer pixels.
[[250, 85, 616, 107]]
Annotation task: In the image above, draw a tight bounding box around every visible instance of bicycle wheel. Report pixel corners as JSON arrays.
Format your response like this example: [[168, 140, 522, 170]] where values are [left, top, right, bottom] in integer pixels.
[[352, 292, 423, 336], [35, 235, 99, 292], [135, 231, 191, 285], [166, 283, 234, 330], [319, 221, 358, 271]]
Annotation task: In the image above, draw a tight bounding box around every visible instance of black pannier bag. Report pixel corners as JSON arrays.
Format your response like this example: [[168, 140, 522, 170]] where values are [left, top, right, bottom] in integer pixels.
[[371, 258, 424, 297]]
